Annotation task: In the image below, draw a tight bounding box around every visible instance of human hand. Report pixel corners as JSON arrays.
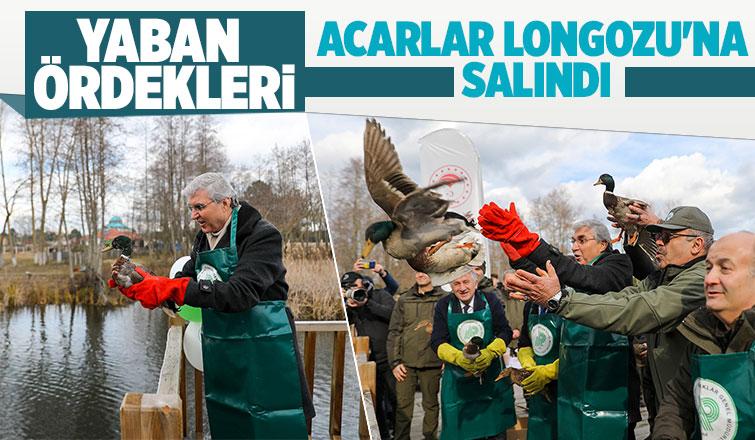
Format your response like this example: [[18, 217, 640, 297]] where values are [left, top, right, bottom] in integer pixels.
[[522, 360, 559, 394], [627, 203, 661, 225], [345, 298, 367, 308], [352, 259, 369, 272], [479, 202, 539, 257], [478, 202, 523, 242], [507, 261, 561, 307], [500, 242, 522, 262], [504, 272, 530, 301], [474, 348, 496, 371], [392, 364, 407, 382], [371, 261, 387, 277], [633, 341, 648, 360], [119, 267, 189, 309], [512, 328, 521, 340]]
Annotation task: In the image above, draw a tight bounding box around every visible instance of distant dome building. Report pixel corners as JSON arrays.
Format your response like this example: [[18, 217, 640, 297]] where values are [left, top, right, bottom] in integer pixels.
[[102, 216, 142, 242]]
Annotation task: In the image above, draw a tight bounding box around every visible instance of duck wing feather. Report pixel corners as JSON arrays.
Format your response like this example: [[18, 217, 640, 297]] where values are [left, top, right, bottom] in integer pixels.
[[363, 118, 418, 218]]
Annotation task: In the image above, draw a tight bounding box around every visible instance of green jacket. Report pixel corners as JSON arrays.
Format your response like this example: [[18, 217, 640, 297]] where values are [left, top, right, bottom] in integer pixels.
[[387, 284, 447, 369], [557, 257, 707, 413], [653, 307, 755, 439]]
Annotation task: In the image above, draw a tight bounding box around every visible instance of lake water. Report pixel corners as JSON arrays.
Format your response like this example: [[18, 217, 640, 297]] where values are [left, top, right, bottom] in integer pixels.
[[0, 304, 361, 439]]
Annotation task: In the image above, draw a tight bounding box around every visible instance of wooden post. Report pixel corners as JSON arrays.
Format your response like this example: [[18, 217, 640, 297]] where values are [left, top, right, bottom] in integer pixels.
[[352, 336, 370, 363], [120, 392, 183, 440], [357, 361, 377, 440], [358, 397, 368, 440], [329, 331, 346, 439], [303, 331, 317, 434], [194, 370, 203, 436], [180, 350, 187, 436]]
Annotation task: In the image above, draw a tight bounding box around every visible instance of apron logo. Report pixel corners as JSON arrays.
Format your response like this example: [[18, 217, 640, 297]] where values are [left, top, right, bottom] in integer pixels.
[[694, 378, 738, 440], [198, 264, 222, 282], [531, 324, 554, 357], [457, 320, 484, 344]]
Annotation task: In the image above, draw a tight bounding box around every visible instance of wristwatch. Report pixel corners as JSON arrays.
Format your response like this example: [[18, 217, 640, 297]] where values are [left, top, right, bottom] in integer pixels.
[[546, 290, 564, 312]]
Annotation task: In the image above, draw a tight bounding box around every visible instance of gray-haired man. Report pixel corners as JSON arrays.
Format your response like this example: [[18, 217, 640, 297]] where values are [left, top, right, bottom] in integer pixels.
[[114, 172, 314, 438], [507, 206, 714, 433]]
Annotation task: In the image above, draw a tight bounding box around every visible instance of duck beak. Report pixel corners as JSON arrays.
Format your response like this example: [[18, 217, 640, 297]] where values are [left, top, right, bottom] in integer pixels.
[[101, 244, 113, 252], [592, 178, 602, 186], [360, 240, 376, 259]]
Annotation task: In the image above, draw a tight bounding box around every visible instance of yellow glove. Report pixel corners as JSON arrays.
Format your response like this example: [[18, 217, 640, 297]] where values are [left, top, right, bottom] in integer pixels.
[[517, 346, 536, 369], [522, 359, 559, 395], [474, 338, 507, 371], [437, 343, 476, 372]]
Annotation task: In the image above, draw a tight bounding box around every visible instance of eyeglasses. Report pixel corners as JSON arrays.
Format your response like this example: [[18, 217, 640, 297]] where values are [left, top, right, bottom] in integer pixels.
[[652, 231, 701, 244], [187, 200, 216, 213], [570, 237, 597, 246]]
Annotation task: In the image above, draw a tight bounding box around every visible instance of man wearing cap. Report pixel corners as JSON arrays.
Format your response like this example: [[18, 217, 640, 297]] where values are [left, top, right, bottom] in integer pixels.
[[341, 269, 397, 439], [505, 206, 714, 432], [430, 268, 516, 439], [653, 231, 755, 439]]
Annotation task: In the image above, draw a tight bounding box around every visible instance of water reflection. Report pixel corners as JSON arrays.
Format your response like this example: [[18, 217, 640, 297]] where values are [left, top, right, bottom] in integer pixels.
[[0, 305, 360, 439]]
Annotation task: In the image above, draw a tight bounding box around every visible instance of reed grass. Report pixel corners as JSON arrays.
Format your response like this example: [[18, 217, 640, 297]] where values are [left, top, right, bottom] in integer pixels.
[[0, 252, 345, 320]]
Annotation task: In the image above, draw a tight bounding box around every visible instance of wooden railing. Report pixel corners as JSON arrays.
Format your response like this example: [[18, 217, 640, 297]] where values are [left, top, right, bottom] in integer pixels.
[[351, 330, 379, 440], [120, 318, 349, 440]]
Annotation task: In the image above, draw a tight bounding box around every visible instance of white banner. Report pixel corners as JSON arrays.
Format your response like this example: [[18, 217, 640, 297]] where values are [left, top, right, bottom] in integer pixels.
[[418, 128, 489, 272]]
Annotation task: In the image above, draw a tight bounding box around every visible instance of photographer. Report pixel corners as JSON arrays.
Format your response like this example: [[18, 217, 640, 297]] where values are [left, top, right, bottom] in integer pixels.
[[342, 269, 397, 439]]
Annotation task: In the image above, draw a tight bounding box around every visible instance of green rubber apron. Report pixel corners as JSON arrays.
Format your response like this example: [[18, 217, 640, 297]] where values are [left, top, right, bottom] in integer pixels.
[[440, 293, 516, 440], [690, 343, 755, 440], [526, 308, 563, 440], [197, 207, 307, 439], [557, 256, 629, 440]]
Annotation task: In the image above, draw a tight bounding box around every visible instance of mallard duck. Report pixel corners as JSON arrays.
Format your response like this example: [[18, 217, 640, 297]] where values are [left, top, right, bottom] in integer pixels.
[[103, 235, 143, 288], [103, 235, 178, 316], [496, 367, 552, 402], [361, 119, 480, 282], [594, 173, 658, 260], [463, 336, 483, 361]]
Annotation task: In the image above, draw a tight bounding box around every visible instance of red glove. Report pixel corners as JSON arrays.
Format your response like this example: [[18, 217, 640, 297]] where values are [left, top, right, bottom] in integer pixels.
[[118, 267, 189, 310], [500, 242, 522, 263], [478, 202, 540, 257]]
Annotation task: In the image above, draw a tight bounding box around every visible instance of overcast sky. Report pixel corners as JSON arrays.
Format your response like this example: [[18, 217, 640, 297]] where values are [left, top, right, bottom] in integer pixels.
[[0, 108, 311, 231], [308, 113, 755, 237], [2, 106, 754, 237]]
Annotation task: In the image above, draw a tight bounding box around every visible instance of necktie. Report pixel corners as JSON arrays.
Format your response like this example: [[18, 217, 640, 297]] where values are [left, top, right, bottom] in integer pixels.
[[463, 304, 471, 314]]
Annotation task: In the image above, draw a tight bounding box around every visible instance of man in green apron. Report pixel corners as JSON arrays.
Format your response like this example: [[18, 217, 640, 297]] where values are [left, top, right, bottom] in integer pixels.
[[654, 231, 755, 439], [516, 301, 562, 440], [503, 206, 713, 437], [483, 206, 636, 439], [114, 173, 314, 439], [430, 268, 516, 439]]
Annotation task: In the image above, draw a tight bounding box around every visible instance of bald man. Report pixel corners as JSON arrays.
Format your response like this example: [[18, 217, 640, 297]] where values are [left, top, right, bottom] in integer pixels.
[[654, 231, 755, 439]]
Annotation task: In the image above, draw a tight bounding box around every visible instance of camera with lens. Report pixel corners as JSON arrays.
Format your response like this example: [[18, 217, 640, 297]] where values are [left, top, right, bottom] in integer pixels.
[[344, 287, 368, 302]]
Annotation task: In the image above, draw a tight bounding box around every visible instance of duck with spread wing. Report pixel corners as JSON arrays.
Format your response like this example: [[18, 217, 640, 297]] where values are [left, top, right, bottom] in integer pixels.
[[360, 119, 481, 284]]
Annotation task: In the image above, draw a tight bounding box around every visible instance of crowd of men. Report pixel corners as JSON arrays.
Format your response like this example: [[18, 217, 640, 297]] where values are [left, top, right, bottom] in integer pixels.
[[342, 202, 755, 440]]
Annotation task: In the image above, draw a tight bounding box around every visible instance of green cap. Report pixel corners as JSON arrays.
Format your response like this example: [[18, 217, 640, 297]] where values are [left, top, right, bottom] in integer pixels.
[[646, 206, 713, 235]]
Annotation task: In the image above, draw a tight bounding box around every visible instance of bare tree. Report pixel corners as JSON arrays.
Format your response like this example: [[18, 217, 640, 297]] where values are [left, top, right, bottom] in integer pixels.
[[23, 119, 68, 264], [54, 133, 77, 280], [0, 103, 26, 267], [71, 117, 119, 298], [528, 188, 580, 254]]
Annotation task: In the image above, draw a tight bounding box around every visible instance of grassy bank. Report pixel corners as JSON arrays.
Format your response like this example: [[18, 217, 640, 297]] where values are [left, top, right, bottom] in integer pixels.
[[0, 253, 344, 321]]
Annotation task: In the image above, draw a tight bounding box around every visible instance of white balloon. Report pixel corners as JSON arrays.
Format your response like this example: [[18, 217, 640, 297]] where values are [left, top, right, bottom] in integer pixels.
[[183, 321, 204, 372], [170, 256, 192, 278]]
